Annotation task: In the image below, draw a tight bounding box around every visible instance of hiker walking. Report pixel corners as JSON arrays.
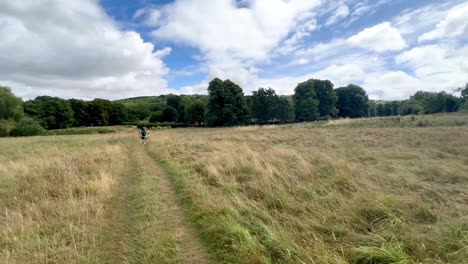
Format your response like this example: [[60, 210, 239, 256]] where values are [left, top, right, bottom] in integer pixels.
[[139, 127, 148, 144]]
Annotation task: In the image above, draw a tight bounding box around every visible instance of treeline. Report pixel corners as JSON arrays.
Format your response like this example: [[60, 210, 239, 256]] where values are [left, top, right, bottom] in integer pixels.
[[1, 81, 467, 136]]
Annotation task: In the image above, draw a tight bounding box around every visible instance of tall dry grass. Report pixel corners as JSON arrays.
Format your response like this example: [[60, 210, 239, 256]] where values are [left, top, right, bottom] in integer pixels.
[[0, 134, 127, 263], [149, 114, 468, 263]]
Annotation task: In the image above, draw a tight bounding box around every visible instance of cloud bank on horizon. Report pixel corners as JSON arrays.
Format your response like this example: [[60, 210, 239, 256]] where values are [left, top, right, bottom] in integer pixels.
[[0, 0, 467, 100]]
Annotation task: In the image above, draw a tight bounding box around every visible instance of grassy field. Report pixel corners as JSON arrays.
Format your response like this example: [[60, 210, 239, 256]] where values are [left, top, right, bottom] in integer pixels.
[[148, 113, 468, 263], [1, 113, 467, 263]]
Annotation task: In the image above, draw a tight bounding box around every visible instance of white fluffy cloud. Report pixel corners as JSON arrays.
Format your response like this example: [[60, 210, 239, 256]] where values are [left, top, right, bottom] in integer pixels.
[[348, 22, 406, 52], [418, 4, 468, 42], [152, 0, 320, 62], [0, 0, 173, 99], [326, 4, 350, 26]]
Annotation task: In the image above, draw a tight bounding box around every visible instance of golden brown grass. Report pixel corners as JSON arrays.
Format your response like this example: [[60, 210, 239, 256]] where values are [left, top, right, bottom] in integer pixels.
[[148, 113, 468, 263], [0, 134, 127, 263]]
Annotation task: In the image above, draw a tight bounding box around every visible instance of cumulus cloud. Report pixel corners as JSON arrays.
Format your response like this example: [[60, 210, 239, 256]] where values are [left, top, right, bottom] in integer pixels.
[[348, 22, 406, 52], [0, 0, 173, 99], [418, 4, 468, 42], [326, 4, 350, 26]]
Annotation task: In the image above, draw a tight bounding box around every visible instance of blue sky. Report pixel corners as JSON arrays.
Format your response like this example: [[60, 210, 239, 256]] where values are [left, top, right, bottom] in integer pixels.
[[0, 0, 467, 100]]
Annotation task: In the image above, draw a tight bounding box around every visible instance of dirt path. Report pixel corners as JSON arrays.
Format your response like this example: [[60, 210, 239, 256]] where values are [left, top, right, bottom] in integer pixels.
[[100, 140, 210, 264]]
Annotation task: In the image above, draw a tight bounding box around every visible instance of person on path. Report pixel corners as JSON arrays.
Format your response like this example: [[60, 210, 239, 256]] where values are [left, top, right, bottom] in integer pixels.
[[139, 127, 148, 144]]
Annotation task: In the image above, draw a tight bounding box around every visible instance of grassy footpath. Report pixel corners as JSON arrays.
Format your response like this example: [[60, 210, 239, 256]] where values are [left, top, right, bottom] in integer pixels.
[[99, 137, 211, 264]]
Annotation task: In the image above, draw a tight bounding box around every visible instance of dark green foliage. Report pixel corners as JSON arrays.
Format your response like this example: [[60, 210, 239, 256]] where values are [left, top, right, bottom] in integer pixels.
[[87, 99, 113, 126], [68, 99, 90, 126], [127, 103, 151, 121], [336, 84, 369, 118], [148, 102, 165, 112], [205, 78, 250, 126], [0, 86, 23, 121], [377, 104, 385, 116], [409, 91, 460, 114], [24, 96, 74, 129], [206, 78, 225, 126], [276, 97, 295, 123], [252, 88, 279, 124], [368, 102, 377, 117], [383, 103, 393, 116], [109, 102, 128, 125], [313, 79, 338, 118], [0, 119, 16, 137], [186, 100, 206, 125], [162, 107, 179, 122], [294, 80, 319, 122], [10, 117, 46, 136], [149, 111, 164, 123], [166, 94, 182, 110]]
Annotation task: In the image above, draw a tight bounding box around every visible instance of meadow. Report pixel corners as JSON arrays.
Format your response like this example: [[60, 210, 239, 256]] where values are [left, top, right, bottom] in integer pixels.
[[1, 113, 467, 263]]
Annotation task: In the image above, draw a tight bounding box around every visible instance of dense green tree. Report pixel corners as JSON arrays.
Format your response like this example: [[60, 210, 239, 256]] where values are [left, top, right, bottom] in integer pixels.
[[10, 117, 46, 136], [149, 111, 164, 123], [206, 78, 225, 126], [68, 99, 90, 126], [0, 86, 23, 121], [276, 97, 295, 123], [252, 87, 279, 124], [409, 91, 459, 114], [24, 96, 74, 129], [399, 101, 420, 115], [109, 102, 128, 125], [148, 102, 165, 112], [312, 79, 338, 118], [166, 94, 181, 110], [127, 103, 151, 121], [86, 99, 112, 126], [294, 80, 319, 122], [383, 103, 393, 116], [0, 119, 16, 137], [335, 84, 369, 118], [205, 78, 250, 126], [376, 103, 384, 116], [368, 101, 377, 117], [162, 107, 179, 122], [185, 100, 206, 125]]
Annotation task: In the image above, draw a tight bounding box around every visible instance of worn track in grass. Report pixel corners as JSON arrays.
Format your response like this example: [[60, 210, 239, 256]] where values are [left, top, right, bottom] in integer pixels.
[[100, 139, 210, 263]]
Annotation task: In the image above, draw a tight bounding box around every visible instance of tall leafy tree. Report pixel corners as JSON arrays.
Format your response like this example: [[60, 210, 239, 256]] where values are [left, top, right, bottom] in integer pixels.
[[252, 87, 279, 124], [312, 79, 338, 118], [206, 78, 225, 126], [222, 80, 250, 126], [186, 99, 206, 125], [335, 84, 369, 118], [0, 86, 23, 121], [162, 106, 179, 122], [276, 97, 295, 123], [293, 80, 319, 122], [205, 78, 249, 126], [24, 96, 74, 129], [109, 102, 128, 125], [68, 99, 90, 126]]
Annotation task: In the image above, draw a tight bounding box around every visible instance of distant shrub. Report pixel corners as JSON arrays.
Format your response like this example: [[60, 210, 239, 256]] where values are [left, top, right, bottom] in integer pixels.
[[416, 119, 430, 127], [149, 111, 163, 123], [10, 117, 46, 136], [0, 119, 16, 137]]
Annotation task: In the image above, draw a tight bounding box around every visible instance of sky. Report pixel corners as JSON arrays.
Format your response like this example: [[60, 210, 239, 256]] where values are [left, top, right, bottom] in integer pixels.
[[0, 0, 467, 101]]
